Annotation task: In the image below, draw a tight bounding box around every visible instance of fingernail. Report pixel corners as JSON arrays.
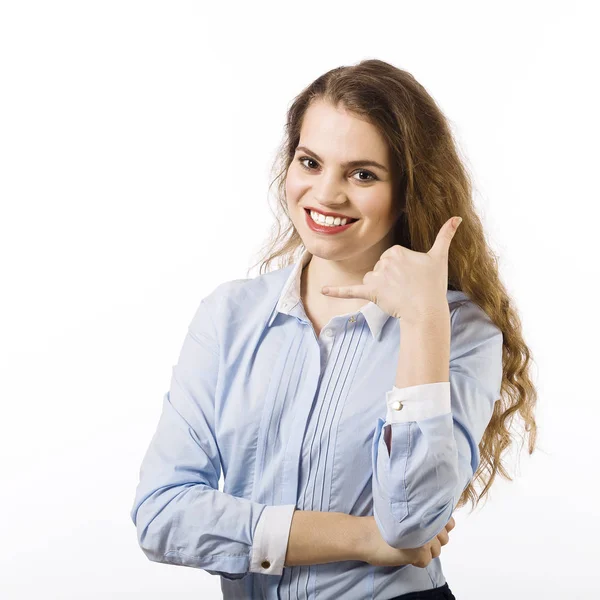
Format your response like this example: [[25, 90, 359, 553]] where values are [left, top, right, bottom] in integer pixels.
[[322, 287, 330, 295], [452, 217, 462, 229]]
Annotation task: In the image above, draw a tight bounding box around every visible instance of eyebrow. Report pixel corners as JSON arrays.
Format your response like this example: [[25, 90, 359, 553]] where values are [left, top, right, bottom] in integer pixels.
[[295, 146, 389, 173]]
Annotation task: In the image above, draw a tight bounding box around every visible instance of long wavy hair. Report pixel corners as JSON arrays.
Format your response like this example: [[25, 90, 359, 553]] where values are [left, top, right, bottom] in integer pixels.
[[246, 58, 538, 512]]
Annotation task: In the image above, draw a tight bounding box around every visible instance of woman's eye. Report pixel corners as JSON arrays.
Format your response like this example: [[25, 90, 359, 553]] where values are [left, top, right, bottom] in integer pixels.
[[353, 170, 376, 182], [299, 157, 319, 170], [298, 157, 377, 182]]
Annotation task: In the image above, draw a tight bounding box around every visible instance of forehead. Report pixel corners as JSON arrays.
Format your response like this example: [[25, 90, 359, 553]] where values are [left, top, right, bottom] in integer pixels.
[[299, 100, 389, 162]]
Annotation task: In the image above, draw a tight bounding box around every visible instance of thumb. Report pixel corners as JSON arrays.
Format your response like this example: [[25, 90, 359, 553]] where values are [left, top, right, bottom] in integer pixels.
[[431, 216, 462, 257], [321, 283, 371, 300]]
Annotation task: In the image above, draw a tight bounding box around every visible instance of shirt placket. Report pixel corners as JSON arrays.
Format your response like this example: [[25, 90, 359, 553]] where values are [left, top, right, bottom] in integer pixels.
[[282, 313, 360, 600]]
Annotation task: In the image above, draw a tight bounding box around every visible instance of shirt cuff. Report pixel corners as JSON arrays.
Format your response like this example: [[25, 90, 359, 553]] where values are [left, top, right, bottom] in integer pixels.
[[385, 381, 451, 424], [249, 504, 297, 576]]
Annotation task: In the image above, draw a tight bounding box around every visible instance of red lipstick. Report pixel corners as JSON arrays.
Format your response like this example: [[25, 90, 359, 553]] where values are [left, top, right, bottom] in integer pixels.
[[304, 208, 358, 235]]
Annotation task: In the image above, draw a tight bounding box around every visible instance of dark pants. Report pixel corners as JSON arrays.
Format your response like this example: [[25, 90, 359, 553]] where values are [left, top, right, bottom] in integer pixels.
[[388, 582, 456, 600]]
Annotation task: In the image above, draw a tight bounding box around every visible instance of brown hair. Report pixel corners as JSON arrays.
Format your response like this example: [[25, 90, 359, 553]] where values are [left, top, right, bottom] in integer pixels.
[[246, 58, 538, 512]]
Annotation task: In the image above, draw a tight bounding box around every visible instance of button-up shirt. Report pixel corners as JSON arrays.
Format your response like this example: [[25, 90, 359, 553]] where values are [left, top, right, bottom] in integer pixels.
[[130, 247, 503, 599]]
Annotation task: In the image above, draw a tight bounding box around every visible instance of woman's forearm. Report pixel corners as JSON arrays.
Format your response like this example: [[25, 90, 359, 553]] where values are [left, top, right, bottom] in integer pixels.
[[284, 510, 370, 566], [395, 315, 450, 388]]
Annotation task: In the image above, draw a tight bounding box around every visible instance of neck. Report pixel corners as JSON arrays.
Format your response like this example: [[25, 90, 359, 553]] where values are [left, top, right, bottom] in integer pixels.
[[300, 250, 378, 315]]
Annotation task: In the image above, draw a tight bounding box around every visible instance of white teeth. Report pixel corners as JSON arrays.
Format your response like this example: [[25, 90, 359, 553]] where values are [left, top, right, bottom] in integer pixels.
[[310, 210, 351, 227]]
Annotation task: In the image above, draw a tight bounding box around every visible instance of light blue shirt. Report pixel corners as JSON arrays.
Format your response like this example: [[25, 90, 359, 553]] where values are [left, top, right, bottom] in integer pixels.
[[130, 247, 503, 599]]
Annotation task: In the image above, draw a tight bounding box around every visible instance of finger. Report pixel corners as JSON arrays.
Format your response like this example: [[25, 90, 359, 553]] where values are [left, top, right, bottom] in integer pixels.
[[321, 283, 371, 299], [430, 216, 462, 258], [436, 529, 449, 546], [430, 538, 442, 559], [446, 516, 456, 532], [380, 244, 403, 259]]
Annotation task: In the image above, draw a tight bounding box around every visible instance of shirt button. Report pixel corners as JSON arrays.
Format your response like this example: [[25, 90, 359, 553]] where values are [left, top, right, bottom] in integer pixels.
[[348, 315, 357, 323], [391, 400, 404, 411], [324, 329, 333, 337], [261, 560, 271, 569]]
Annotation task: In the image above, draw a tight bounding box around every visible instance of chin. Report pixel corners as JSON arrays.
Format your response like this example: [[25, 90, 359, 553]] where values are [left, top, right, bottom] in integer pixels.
[[305, 243, 360, 261]]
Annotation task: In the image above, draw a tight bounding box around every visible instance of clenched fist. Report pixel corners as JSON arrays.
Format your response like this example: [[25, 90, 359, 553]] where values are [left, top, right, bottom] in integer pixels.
[[360, 515, 456, 568]]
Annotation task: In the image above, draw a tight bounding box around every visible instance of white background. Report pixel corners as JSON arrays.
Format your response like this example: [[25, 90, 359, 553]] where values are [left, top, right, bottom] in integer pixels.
[[1, 1, 599, 598]]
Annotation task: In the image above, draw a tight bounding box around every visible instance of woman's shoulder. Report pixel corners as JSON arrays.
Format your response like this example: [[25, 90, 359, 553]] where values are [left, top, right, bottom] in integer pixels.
[[199, 265, 294, 323]]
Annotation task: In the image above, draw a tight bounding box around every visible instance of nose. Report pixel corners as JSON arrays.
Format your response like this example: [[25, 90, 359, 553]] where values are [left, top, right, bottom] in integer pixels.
[[309, 170, 356, 216], [313, 190, 350, 212], [311, 169, 348, 204]]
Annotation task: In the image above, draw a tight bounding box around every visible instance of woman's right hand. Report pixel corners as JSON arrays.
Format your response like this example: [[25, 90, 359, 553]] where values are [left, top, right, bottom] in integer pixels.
[[361, 515, 455, 568]]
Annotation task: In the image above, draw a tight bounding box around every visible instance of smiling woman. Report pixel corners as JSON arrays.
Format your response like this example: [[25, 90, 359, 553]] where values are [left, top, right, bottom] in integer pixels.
[[130, 58, 538, 600]]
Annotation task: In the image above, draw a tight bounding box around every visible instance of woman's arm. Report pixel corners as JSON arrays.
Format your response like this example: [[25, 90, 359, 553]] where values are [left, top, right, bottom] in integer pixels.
[[284, 511, 455, 568], [283, 510, 367, 567], [130, 297, 295, 580], [395, 312, 451, 389], [372, 301, 503, 550]]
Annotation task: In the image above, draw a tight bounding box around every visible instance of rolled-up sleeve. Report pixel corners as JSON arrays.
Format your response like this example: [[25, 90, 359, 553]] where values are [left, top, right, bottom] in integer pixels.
[[371, 300, 503, 550], [130, 297, 295, 579]]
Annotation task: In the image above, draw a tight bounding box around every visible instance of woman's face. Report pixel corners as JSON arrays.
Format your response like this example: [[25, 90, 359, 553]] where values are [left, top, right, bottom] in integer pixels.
[[285, 99, 400, 263]]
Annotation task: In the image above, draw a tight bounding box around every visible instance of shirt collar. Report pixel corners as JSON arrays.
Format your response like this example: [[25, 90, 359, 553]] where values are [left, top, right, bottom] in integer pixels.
[[266, 247, 392, 341]]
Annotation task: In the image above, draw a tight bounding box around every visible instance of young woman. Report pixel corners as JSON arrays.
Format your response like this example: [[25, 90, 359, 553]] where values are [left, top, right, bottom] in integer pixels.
[[131, 59, 538, 599]]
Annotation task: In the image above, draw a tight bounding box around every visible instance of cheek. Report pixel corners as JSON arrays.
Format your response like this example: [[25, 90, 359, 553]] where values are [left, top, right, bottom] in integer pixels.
[[372, 198, 397, 224], [360, 205, 396, 229], [285, 170, 306, 203]]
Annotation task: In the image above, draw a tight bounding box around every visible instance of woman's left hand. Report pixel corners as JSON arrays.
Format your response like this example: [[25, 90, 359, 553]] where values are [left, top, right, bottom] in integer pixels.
[[321, 216, 463, 326], [357, 514, 456, 567]]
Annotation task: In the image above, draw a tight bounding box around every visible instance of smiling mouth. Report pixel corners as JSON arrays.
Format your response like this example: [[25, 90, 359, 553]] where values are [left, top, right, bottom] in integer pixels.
[[304, 208, 359, 223]]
